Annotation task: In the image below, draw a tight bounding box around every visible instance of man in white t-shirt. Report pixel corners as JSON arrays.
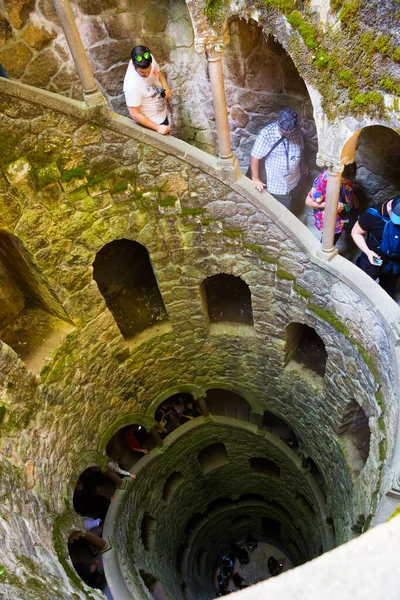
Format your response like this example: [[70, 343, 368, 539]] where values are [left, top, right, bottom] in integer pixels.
[[123, 45, 171, 135]]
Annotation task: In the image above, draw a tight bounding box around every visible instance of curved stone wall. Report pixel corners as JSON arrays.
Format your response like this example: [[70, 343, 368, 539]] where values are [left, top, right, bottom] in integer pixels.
[[0, 79, 399, 598]]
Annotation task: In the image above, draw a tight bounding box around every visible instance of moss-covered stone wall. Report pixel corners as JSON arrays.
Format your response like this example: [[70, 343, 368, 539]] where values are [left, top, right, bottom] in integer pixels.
[[0, 80, 398, 598]]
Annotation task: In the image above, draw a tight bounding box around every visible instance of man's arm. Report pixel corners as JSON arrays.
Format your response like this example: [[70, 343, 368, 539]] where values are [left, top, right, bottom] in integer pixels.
[[128, 106, 170, 135], [158, 71, 171, 99], [250, 157, 264, 192], [351, 221, 380, 264]]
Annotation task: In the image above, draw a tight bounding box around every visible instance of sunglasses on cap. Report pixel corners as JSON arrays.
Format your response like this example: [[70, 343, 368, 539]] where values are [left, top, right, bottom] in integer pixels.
[[134, 51, 151, 62]]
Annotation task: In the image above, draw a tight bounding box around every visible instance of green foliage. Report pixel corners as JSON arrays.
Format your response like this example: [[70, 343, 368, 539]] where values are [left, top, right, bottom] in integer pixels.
[[87, 174, 107, 186], [61, 166, 85, 182], [287, 10, 318, 49], [276, 269, 295, 280], [159, 196, 177, 207]]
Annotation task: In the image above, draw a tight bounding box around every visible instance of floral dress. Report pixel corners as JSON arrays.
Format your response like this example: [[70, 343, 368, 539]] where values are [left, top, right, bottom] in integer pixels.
[[308, 171, 355, 234]]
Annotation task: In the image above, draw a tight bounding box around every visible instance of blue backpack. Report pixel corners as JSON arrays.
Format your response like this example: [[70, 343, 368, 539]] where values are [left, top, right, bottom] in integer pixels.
[[366, 207, 400, 257]]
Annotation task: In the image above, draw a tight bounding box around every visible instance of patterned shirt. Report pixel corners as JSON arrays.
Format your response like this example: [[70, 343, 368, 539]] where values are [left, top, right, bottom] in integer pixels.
[[308, 171, 355, 233], [251, 122, 304, 195]]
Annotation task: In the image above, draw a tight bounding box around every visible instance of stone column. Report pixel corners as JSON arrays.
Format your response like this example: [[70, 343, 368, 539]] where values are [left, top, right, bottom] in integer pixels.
[[195, 39, 232, 159], [84, 530, 109, 552], [150, 427, 164, 447], [197, 396, 209, 417], [321, 164, 344, 255], [105, 466, 125, 489], [53, 0, 105, 105]]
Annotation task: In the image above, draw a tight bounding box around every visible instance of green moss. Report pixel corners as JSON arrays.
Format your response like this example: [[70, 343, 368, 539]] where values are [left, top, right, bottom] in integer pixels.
[[0, 406, 5, 425], [264, 0, 295, 10], [61, 166, 85, 182], [373, 35, 392, 57], [339, 0, 361, 25], [330, 0, 343, 11], [222, 229, 241, 238], [293, 284, 312, 298], [375, 390, 384, 408], [276, 269, 295, 281], [379, 437, 387, 462], [33, 164, 60, 189], [201, 218, 213, 226], [308, 303, 381, 384], [387, 504, 400, 522], [87, 174, 107, 186], [243, 242, 264, 254], [393, 47, 400, 62], [379, 77, 400, 96], [287, 10, 318, 49], [314, 50, 330, 69], [111, 182, 128, 193], [182, 207, 203, 216], [350, 91, 384, 113], [204, 0, 228, 25], [159, 196, 177, 207], [259, 255, 278, 264]]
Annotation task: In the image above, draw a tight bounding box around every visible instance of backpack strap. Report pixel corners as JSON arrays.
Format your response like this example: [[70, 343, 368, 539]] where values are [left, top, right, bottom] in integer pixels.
[[261, 136, 285, 161], [365, 207, 390, 222]]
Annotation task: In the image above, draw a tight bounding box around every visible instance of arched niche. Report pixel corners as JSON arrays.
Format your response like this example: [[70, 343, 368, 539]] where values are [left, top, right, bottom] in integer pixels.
[[0, 230, 73, 372], [200, 273, 254, 328], [336, 399, 370, 477], [205, 388, 261, 426], [163, 471, 185, 503], [68, 530, 106, 591], [262, 410, 299, 450], [141, 513, 157, 551], [106, 423, 154, 471], [285, 322, 327, 378], [197, 442, 229, 474], [92, 239, 169, 340], [154, 392, 201, 438], [341, 125, 400, 207], [222, 17, 317, 191], [73, 467, 116, 521]]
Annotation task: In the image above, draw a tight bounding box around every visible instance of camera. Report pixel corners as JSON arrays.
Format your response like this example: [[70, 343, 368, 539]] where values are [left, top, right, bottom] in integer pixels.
[[156, 87, 166, 98]]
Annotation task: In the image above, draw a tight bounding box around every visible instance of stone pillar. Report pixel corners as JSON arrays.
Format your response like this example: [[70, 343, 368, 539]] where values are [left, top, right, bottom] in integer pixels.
[[197, 396, 209, 417], [150, 427, 164, 447], [53, 0, 105, 105], [105, 466, 125, 489], [321, 164, 344, 255], [84, 529, 109, 552], [195, 39, 232, 159]]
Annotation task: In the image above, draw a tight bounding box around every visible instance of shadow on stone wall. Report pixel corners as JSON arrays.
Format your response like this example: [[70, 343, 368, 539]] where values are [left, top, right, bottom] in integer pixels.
[[355, 125, 400, 208]]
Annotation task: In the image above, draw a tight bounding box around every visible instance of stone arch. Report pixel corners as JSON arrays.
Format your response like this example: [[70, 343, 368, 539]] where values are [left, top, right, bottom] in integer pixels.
[[146, 385, 202, 419], [99, 412, 154, 452], [92, 238, 169, 341], [222, 16, 317, 185], [73, 466, 116, 520], [154, 391, 202, 438], [205, 387, 261, 425], [200, 272, 254, 326], [106, 423, 155, 471], [0, 229, 73, 372], [197, 442, 229, 474], [262, 410, 300, 450]]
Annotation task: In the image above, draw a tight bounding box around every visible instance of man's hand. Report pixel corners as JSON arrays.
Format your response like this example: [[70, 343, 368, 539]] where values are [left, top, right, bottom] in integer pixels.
[[165, 87, 172, 99], [129, 473, 136, 479], [157, 124, 170, 135], [252, 178, 265, 192], [338, 202, 344, 212]]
